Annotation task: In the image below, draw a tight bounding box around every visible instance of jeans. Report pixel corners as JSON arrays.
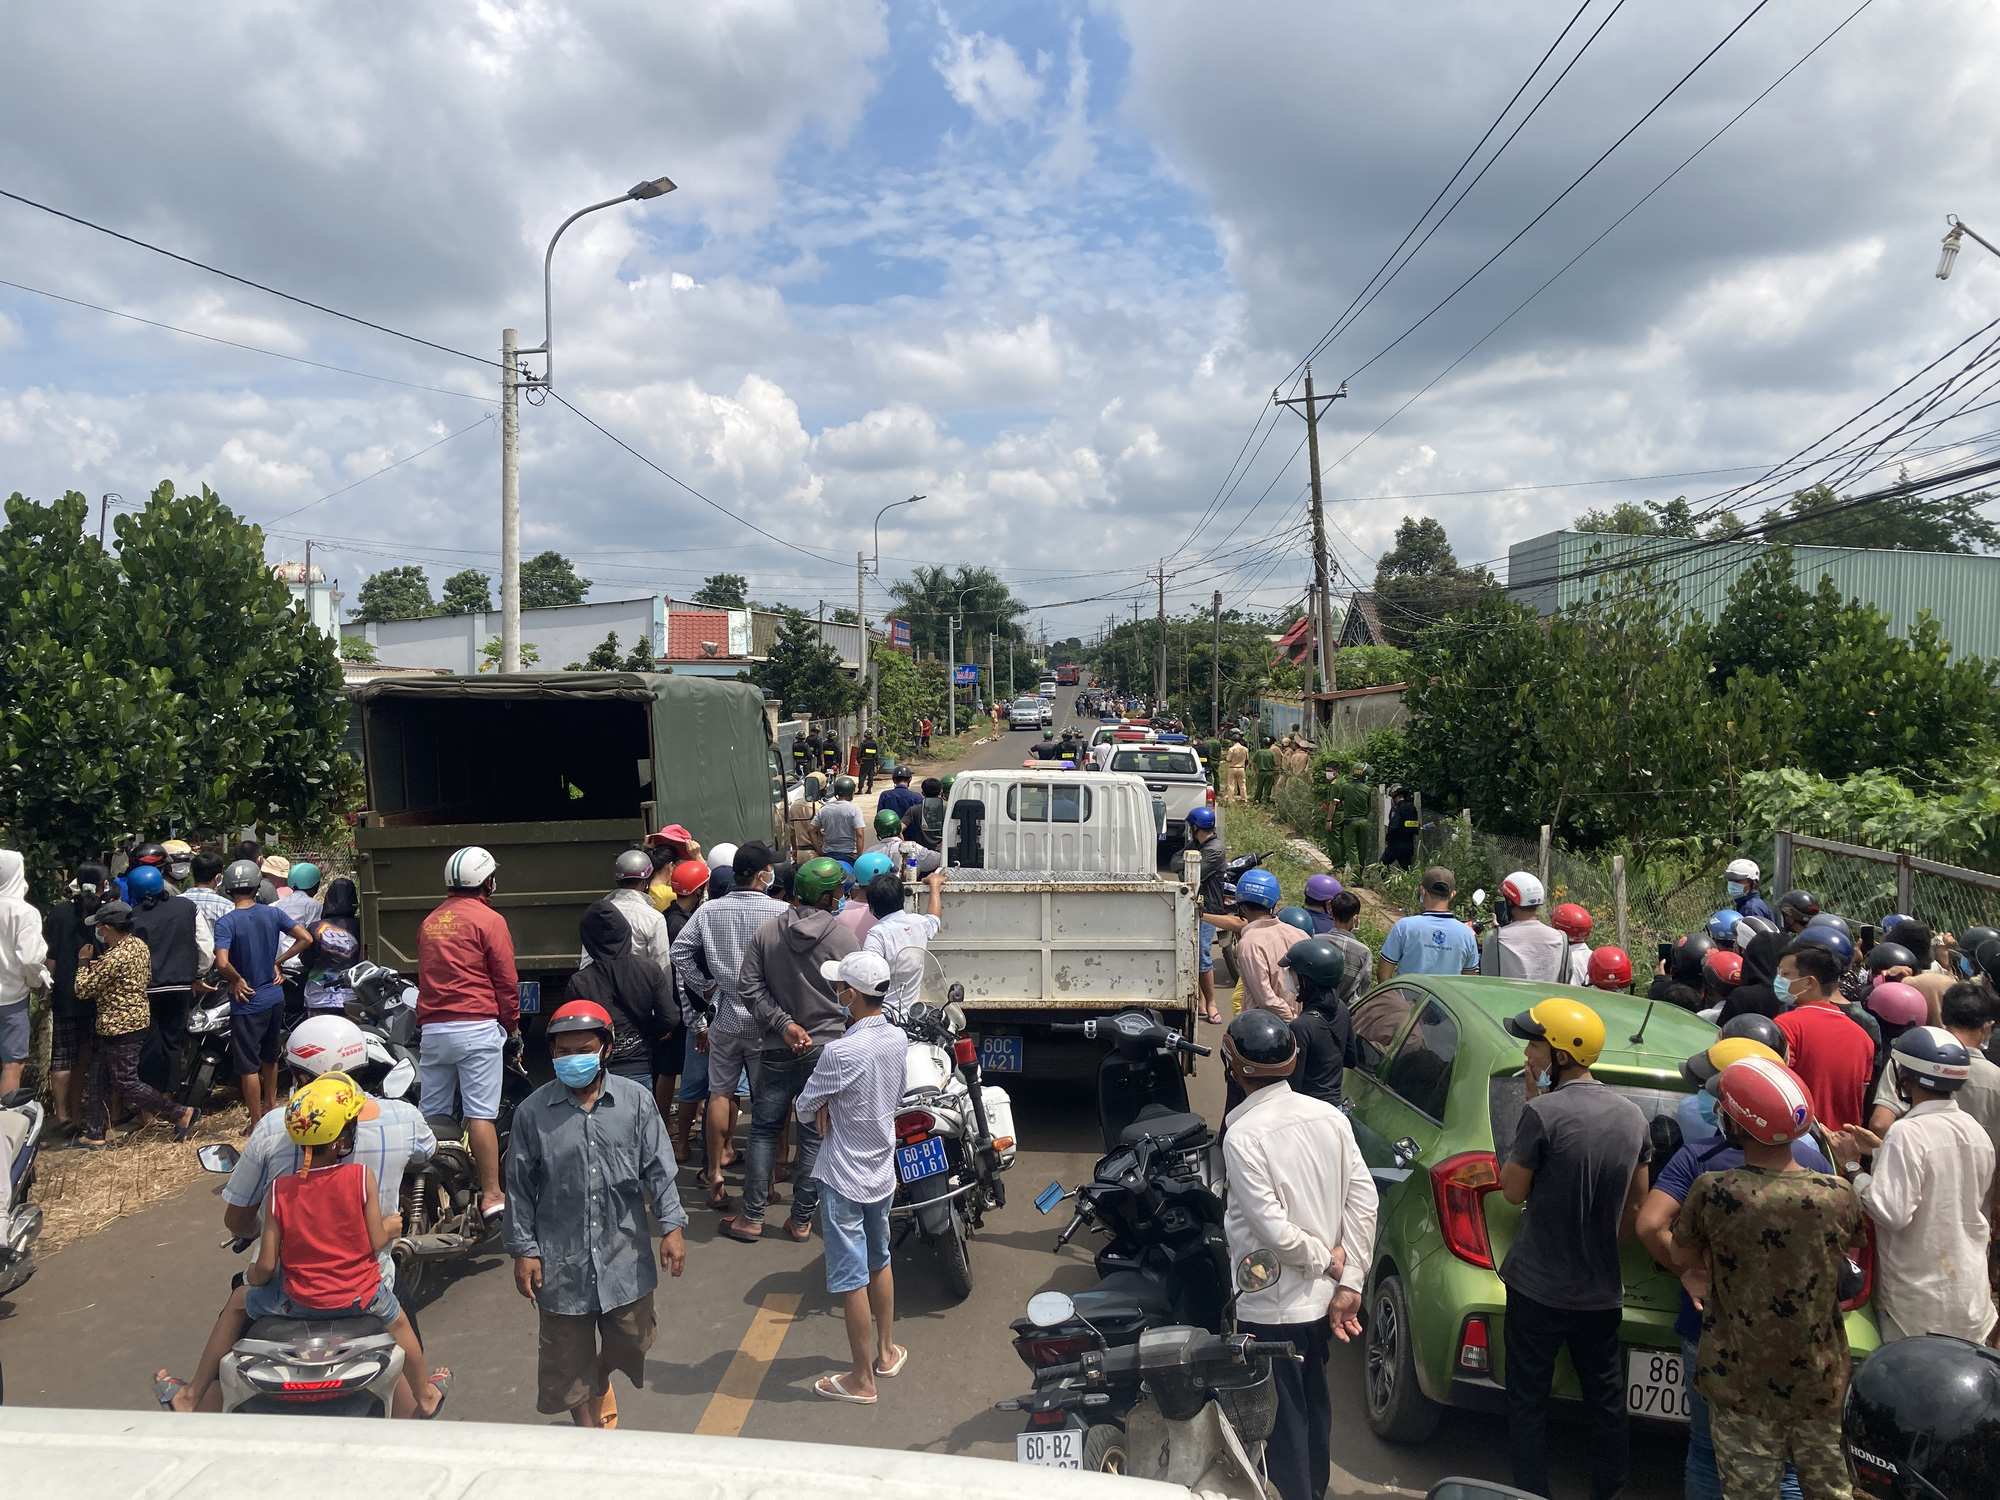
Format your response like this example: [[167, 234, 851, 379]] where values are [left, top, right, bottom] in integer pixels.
[[1238, 1318, 1330, 1500], [740, 1045, 824, 1227], [1683, 1338, 1804, 1500], [1504, 1286, 1627, 1500]]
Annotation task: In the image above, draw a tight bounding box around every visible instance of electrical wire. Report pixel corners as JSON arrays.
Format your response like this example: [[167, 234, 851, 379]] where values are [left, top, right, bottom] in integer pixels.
[[264, 414, 497, 524]]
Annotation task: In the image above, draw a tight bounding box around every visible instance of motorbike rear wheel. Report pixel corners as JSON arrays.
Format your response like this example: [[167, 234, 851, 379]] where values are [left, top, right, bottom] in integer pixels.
[[932, 1202, 973, 1301], [1081, 1422, 1127, 1474], [183, 1053, 218, 1110]]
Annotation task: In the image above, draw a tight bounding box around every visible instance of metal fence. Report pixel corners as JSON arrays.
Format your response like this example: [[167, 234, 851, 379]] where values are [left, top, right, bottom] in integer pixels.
[[1775, 831, 2000, 940]]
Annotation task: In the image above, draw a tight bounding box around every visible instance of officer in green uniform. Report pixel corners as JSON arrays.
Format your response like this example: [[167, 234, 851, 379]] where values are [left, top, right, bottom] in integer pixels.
[[1252, 737, 1279, 804]]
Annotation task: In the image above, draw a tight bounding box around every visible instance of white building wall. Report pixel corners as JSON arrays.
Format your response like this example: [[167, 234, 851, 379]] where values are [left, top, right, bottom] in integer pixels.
[[343, 596, 667, 674]]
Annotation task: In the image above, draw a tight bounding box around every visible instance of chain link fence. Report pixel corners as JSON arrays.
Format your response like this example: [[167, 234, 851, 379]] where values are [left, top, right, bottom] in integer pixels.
[[1777, 831, 2000, 942]]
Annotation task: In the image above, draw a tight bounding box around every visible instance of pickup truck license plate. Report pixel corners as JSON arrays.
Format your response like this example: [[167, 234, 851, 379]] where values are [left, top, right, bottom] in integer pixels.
[[896, 1137, 949, 1184], [517, 981, 540, 1015], [1627, 1348, 1690, 1421], [979, 1035, 1023, 1073], [1016, 1429, 1081, 1468]]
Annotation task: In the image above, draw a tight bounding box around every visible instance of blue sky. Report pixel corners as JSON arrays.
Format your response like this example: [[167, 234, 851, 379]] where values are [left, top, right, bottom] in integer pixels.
[[3, 1, 1998, 637]]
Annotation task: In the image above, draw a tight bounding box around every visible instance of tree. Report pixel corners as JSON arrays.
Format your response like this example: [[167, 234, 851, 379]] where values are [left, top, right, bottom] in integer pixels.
[[479, 637, 539, 670], [693, 573, 749, 608], [353, 565, 434, 622], [1758, 480, 2000, 554], [1371, 516, 1497, 648], [886, 564, 1025, 659], [565, 631, 626, 671], [439, 568, 492, 615], [338, 634, 379, 664], [1572, 496, 1739, 540], [621, 634, 655, 670], [831, 607, 858, 624], [520, 551, 590, 608], [871, 646, 948, 751], [754, 609, 860, 720]]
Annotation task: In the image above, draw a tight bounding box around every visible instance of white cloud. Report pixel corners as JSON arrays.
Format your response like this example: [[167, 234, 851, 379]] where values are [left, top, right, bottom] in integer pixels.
[[934, 26, 1043, 126]]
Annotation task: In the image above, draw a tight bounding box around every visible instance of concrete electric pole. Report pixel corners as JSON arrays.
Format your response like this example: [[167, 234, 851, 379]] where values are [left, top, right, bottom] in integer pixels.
[[1156, 559, 1167, 709], [500, 327, 521, 673], [1211, 590, 1221, 737], [1273, 365, 1347, 729]]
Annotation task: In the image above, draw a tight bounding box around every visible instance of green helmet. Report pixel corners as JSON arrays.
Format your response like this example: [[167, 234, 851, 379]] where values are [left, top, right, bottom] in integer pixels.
[[796, 857, 845, 904], [833, 775, 857, 798], [874, 807, 901, 837], [941, 774, 956, 791], [1280, 936, 1346, 991], [1043, 728, 1054, 740], [1275, 906, 1317, 938]]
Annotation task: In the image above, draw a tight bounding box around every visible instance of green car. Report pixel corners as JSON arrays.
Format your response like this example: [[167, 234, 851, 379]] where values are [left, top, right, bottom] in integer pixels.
[[1342, 974, 1881, 1442]]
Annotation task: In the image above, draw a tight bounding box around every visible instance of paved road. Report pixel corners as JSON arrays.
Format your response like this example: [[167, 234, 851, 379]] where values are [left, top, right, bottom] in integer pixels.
[[0, 690, 1683, 1495]]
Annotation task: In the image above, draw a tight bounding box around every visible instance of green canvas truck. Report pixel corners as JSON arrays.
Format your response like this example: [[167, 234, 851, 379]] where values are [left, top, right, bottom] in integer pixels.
[[348, 673, 785, 994]]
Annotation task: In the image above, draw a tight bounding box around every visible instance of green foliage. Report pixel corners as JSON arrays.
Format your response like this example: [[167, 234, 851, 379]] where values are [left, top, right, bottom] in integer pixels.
[[886, 564, 1025, 659], [563, 632, 654, 672], [755, 609, 860, 721], [692, 572, 748, 608], [353, 565, 433, 622], [338, 634, 379, 664], [1327, 645, 1409, 689], [1086, 607, 1278, 725], [1740, 766, 2000, 875], [831, 607, 858, 624], [478, 637, 539, 670], [1371, 516, 1497, 648], [439, 568, 492, 615], [621, 634, 655, 670], [520, 551, 590, 608], [1758, 481, 2000, 554], [1574, 497, 1748, 541], [871, 647, 947, 752]]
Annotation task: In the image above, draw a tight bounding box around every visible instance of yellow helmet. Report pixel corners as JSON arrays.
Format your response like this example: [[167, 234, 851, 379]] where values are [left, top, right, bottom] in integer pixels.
[[1505, 997, 1607, 1067], [1681, 1035, 1783, 1093], [285, 1074, 364, 1149]]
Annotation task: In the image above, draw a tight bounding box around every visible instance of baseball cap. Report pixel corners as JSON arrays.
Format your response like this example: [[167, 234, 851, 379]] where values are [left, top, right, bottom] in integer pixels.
[[1422, 866, 1456, 895], [820, 950, 892, 996], [88, 900, 135, 927], [646, 822, 694, 849]]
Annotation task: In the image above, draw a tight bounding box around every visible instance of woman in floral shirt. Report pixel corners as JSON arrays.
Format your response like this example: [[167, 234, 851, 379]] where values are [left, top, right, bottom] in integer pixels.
[[74, 901, 197, 1147]]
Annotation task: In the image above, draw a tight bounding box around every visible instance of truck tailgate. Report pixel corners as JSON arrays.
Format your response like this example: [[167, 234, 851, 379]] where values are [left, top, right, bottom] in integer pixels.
[[922, 873, 1197, 1013]]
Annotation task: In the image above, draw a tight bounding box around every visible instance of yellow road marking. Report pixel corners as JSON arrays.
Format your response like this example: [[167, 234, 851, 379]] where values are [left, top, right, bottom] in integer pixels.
[[694, 1291, 802, 1436]]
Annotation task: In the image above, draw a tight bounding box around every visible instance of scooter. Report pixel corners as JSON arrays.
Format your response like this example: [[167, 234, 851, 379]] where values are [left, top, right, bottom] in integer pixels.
[[1001, 1302, 1297, 1492], [0, 1086, 45, 1296], [1051, 1008, 1208, 1151], [890, 979, 1016, 1301], [178, 972, 233, 1108]]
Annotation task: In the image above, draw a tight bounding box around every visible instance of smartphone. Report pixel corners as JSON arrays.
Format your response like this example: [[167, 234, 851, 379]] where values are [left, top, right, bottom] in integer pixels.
[[1657, 941, 1673, 964], [1859, 924, 1875, 954]]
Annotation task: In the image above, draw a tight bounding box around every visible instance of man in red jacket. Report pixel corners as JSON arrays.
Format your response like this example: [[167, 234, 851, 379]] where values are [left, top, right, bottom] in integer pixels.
[[417, 846, 519, 1220]]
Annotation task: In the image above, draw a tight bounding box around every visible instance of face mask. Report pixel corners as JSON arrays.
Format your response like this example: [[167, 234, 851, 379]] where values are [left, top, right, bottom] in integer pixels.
[[1533, 1068, 1553, 1090], [1773, 973, 1793, 1005], [553, 1052, 602, 1088], [1726, 881, 1746, 898], [1677, 1090, 1720, 1142]]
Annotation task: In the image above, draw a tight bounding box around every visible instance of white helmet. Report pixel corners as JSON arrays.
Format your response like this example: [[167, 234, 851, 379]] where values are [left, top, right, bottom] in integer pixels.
[[286, 1014, 369, 1077], [707, 842, 738, 875], [1725, 858, 1760, 882], [445, 845, 497, 891], [1500, 870, 1546, 908]]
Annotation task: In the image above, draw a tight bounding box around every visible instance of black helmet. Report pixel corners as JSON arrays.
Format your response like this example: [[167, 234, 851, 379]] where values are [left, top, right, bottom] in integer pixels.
[[1776, 889, 1820, 922], [1953, 926, 2000, 978], [1978, 938, 2000, 986], [1671, 931, 1716, 986], [130, 841, 168, 868], [1813, 912, 1853, 938], [1223, 1010, 1297, 1079], [1280, 937, 1346, 993], [1865, 942, 1918, 976], [1719, 1011, 1789, 1060], [1843, 1334, 2000, 1500], [1735, 914, 1779, 938]]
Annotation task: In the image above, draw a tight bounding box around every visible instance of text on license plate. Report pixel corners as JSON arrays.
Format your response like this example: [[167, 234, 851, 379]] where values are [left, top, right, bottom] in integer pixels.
[[979, 1035, 1023, 1073], [1627, 1348, 1691, 1421], [517, 981, 540, 1015], [896, 1136, 949, 1184], [1017, 1429, 1081, 1468]]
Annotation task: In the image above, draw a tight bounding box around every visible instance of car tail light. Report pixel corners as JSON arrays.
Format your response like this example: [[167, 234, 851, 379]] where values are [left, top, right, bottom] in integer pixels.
[[1456, 1315, 1490, 1372], [1430, 1152, 1502, 1269], [1013, 1332, 1097, 1370], [1841, 1219, 1875, 1312], [894, 1109, 936, 1142], [953, 1038, 978, 1066]]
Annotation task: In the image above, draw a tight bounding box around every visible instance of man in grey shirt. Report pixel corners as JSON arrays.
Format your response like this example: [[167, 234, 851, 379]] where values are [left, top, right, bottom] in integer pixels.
[[812, 780, 868, 861], [1498, 997, 1651, 1500], [1480, 871, 1571, 982], [505, 998, 687, 1429]]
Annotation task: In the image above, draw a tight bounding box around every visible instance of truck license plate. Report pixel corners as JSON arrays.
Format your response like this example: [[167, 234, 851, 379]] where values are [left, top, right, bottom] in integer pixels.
[[517, 981, 540, 1015], [896, 1137, 949, 1184], [1626, 1348, 1690, 1421], [979, 1035, 1023, 1073], [1016, 1429, 1081, 1468]]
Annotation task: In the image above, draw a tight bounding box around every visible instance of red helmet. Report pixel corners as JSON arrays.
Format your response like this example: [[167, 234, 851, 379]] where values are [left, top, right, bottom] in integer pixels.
[[1716, 1055, 1813, 1145], [668, 859, 710, 897], [1585, 946, 1632, 990], [547, 999, 613, 1038], [1550, 902, 1593, 943], [1703, 949, 1744, 987]]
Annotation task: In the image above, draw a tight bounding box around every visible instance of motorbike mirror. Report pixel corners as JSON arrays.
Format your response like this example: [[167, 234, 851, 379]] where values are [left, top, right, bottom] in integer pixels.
[[1236, 1248, 1281, 1293], [942, 1002, 967, 1033], [381, 1057, 417, 1100], [947, 981, 966, 1005], [1471, 888, 1486, 907], [1025, 1291, 1077, 1328], [1426, 1482, 1544, 1500], [197, 1143, 241, 1174]]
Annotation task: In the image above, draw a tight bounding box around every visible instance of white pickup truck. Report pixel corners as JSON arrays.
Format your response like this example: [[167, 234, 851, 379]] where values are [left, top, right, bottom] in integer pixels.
[[1100, 743, 1212, 852], [913, 769, 1199, 1080]]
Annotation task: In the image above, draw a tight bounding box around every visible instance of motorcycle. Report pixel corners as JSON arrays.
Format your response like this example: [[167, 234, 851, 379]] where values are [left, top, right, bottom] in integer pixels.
[[1051, 1007, 1209, 1152], [178, 974, 234, 1108], [889, 978, 1016, 1301], [1000, 1302, 1297, 1492], [0, 1086, 45, 1296]]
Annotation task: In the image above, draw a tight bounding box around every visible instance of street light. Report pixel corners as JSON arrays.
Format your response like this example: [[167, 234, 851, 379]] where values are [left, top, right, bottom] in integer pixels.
[[499, 174, 677, 673], [858, 495, 922, 729], [1936, 215, 2000, 280]]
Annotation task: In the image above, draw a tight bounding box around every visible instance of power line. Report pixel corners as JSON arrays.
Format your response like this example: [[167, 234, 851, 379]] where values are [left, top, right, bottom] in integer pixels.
[[264, 414, 496, 524]]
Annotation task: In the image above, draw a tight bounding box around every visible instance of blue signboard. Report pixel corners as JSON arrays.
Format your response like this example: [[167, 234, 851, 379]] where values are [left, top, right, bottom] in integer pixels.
[[952, 664, 980, 684]]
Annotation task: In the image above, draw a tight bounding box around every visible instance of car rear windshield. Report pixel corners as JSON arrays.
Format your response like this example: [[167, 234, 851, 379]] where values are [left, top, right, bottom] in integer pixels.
[[1488, 1073, 1690, 1157], [1110, 750, 1201, 775], [1013, 699, 1041, 711]]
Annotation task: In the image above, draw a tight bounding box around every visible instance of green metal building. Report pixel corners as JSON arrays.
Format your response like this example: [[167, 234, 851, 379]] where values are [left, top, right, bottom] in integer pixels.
[[1507, 530, 2000, 660]]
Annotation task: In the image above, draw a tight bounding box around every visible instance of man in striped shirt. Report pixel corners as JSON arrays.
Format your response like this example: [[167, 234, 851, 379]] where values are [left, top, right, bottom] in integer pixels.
[[798, 951, 909, 1404]]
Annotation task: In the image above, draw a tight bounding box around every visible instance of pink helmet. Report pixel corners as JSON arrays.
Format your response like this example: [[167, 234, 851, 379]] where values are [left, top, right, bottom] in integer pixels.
[[1866, 979, 1928, 1027]]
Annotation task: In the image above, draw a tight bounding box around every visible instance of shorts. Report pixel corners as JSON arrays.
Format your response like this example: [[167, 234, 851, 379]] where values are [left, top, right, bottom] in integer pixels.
[[537, 1293, 656, 1414], [50, 1012, 88, 1073], [1199, 921, 1217, 976], [703, 1027, 762, 1099], [820, 1182, 892, 1295], [230, 1004, 287, 1076], [0, 1000, 28, 1064], [676, 1029, 750, 1104], [245, 1275, 400, 1326], [419, 1020, 506, 1121]]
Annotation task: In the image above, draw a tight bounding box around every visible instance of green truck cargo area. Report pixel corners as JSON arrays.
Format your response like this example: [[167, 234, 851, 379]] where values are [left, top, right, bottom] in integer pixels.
[[350, 673, 785, 978]]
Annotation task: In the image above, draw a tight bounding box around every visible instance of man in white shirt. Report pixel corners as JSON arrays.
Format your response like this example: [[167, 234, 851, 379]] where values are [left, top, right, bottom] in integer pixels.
[[1219, 1010, 1377, 1500], [1479, 871, 1569, 982], [1831, 1025, 1998, 1345], [862, 869, 945, 1016]]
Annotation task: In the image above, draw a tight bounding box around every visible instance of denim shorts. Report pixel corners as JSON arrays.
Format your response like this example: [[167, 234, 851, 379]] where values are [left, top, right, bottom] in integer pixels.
[[1199, 921, 1217, 976], [676, 1028, 750, 1104], [0, 1000, 28, 1063], [820, 1182, 892, 1295], [419, 1020, 505, 1121], [245, 1275, 400, 1325]]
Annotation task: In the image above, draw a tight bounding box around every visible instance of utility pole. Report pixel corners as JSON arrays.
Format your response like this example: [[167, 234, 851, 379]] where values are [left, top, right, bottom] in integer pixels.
[[1156, 559, 1167, 709], [1274, 365, 1347, 729], [947, 613, 957, 737], [857, 550, 869, 734], [500, 328, 521, 673], [98, 493, 115, 547], [1211, 590, 1221, 736]]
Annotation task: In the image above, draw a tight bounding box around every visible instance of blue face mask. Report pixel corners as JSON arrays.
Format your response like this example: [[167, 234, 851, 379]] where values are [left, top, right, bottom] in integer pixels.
[[553, 1052, 602, 1088], [1533, 1067, 1552, 1090], [1726, 881, 1746, 898], [1773, 973, 1793, 1005], [1678, 1089, 1720, 1142]]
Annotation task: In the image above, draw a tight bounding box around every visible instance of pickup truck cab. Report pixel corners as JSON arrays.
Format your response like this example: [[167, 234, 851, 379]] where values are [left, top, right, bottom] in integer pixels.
[[1104, 744, 1212, 851]]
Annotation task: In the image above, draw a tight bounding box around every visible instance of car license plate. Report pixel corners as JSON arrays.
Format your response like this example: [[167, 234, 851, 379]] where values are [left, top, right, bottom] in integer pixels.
[[979, 1035, 1023, 1073], [896, 1136, 949, 1184], [1627, 1348, 1691, 1421], [1016, 1429, 1081, 1468], [517, 981, 540, 1015]]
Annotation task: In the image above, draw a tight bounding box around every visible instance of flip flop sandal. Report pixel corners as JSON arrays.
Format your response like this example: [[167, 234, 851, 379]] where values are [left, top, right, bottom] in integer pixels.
[[874, 1344, 909, 1378], [774, 1163, 793, 1183], [814, 1372, 877, 1404], [153, 1374, 189, 1409], [173, 1107, 203, 1143], [706, 1182, 732, 1212], [71, 1135, 107, 1150], [782, 1219, 813, 1243], [481, 1200, 507, 1221], [416, 1368, 454, 1419], [717, 1217, 764, 1244]]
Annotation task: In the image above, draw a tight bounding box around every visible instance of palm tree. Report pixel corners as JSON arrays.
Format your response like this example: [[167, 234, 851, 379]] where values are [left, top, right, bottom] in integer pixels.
[[886, 565, 1026, 659]]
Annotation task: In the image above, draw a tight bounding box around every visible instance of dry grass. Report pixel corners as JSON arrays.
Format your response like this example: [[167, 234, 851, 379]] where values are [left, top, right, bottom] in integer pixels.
[[30, 1103, 249, 1257]]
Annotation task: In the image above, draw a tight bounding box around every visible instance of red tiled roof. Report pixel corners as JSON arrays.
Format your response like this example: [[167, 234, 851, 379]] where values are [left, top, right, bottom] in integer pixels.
[[664, 611, 735, 660]]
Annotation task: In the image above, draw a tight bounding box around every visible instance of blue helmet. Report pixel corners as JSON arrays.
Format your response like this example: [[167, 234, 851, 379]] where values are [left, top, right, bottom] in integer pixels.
[[1187, 806, 1216, 831], [1809, 912, 1851, 938], [1706, 909, 1742, 942], [1798, 922, 1854, 967], [852, 851, 894, 883], [1878, 913, 1910, 934], [1237, 868, 1281, 910], [125, 864, 165, 901]]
